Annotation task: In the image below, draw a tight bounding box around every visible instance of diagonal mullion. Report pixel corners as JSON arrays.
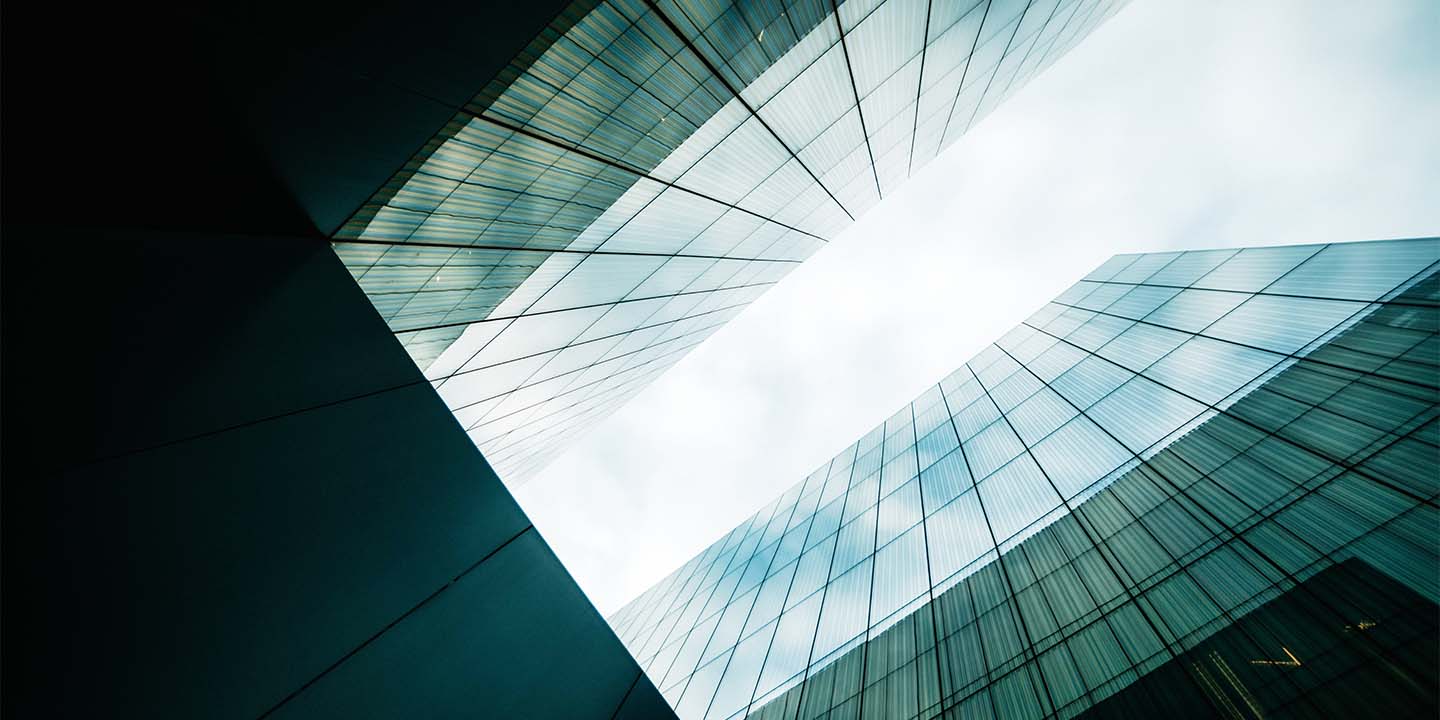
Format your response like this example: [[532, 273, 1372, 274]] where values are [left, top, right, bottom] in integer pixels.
[[467, 109, 829, 243], [369, 3, 706, 316], [993, 0, 1086, 103], [940, 0, 1034, 149], [466, 316, 734, 435], [332, 237, 804, 265], [828, 0, 885, 201], [907, 0, 936, 177], [641, 0, 859, 222], [936, 0, 993, 154], [434, 299, 756, 393], [391, 278, 778, 335], [961, 0, 1067, 137]]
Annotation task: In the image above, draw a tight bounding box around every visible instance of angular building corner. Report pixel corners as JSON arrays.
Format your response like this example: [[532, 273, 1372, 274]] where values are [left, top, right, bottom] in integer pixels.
[[3, 0, 687, 716], [609, 237, 1440, 720], [335, 0, 1133, 484]]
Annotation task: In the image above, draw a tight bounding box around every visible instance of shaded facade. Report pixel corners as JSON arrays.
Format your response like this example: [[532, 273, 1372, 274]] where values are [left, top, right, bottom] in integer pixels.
[[2, 0, 677, 716], [609, 237, 1440, 720], [333, 0, 1132, 484], [1, 234, 675, 720]]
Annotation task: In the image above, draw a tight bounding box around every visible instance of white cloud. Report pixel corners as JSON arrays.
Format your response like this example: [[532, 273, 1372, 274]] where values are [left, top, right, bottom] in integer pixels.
[[517, 0, 1440, 616]]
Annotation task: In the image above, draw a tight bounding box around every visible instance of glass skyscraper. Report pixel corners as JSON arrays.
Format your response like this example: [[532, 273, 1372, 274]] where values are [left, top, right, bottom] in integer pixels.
[[608, 237, 1440, 720], [329, 0, 1131, 483]]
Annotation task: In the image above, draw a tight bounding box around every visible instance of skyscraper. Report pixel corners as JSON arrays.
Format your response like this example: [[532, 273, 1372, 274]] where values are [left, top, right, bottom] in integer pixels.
[[9, 0, 1433, 714], [332, 0, 1132, 483], [609, 237, 1440, 720]]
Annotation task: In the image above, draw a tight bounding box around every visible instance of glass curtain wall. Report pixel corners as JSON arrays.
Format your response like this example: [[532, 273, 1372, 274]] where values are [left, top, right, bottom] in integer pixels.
[[609, 237, 1440, 720], [329, 0, 1131, 484]]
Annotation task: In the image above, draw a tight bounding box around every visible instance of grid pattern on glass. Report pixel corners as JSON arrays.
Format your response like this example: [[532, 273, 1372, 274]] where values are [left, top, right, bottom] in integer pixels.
[[607, 237, 1440, 720], [330, 0, 1131, 484]]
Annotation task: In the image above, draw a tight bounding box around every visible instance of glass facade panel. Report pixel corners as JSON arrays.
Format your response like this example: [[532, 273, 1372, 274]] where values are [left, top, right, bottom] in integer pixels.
[[610, 238, 1440, 720], [330, 0, 1132, 484]]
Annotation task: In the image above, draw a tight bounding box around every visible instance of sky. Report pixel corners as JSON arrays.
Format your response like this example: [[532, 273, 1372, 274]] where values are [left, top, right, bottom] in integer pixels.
[[516, 0, 1440, 617]]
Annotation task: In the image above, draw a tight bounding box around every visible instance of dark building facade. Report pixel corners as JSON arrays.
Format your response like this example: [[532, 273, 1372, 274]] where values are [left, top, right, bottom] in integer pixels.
[[1, 0, 680, 717], [2, 235, 672, 719], [610, 238, 1440, 720]]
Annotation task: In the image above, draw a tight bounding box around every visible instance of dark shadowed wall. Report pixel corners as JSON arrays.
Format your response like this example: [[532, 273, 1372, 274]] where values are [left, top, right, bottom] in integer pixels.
[[1, 0, 674, 716]]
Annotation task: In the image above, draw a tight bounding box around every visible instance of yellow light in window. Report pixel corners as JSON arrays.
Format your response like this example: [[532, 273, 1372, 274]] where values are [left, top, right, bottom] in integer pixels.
[[1249, 647, 1301, 667]]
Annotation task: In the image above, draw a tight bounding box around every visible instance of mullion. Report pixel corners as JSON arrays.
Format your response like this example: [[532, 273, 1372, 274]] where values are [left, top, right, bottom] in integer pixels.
[[827, 0, 884, 200], [469, 332, 715, 448], [941, 0, 1036, 146], [945, 367, 1062, 716], [335, 236, 804, 265], [1050, 296, 1435, 418], [908, 401, 952, 718], [1136, 413, 1439, 684], [964, 363, 1187, 713], [642, 0, 858, 221], [448, 302, 747, 417], [457, 264, 767, 426], [906, 0, 936, 176], [792, 446, 862, 718], [934, 385, 1004, 715], [1023, 319, 1438, 508], [934, 0, 993, 155], [741, 459, 838, 716], [701, 483, 809, 720], [958, 0, 1060, 137], [435, 298, 754, 392], [992, 334, 1326, 708]]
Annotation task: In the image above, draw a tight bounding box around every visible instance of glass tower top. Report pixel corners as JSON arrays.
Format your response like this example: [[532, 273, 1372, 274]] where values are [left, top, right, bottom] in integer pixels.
[[607, 237, 1440, 720], [329, 0, 1131, 484]]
